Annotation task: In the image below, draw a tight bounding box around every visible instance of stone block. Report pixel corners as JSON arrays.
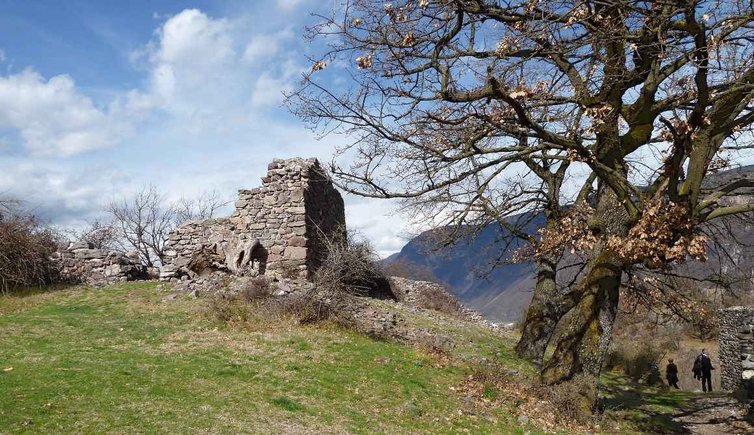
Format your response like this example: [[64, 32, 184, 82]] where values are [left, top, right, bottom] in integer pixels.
[[284, 247, 307, 260], [289, 236, 307, 247], [75, 249, 107, 260], [291, 187, 305, 202], [69, 241, 93, 251], [104, 264, 122, 277]]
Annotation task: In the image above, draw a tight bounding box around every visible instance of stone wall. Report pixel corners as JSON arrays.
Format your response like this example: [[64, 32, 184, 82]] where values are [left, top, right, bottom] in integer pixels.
[[161, 158, 345, 281], [54, 241, 148, 285], [718, 306, 754, 394]]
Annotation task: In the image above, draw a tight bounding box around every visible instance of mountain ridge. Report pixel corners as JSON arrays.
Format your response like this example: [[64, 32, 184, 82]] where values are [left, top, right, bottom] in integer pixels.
[[384, 165, 754, 323]]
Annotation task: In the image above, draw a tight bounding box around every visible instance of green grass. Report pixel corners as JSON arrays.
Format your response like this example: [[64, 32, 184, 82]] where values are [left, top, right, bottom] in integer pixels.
[[0, 282, 539, 434], [600, 373, 706, 434]]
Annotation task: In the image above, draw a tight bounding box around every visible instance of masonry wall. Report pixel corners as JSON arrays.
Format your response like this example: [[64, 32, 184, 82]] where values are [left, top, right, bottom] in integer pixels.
[[161, 158, 345, 281], [718, 307, 754, 393], [55, 241, 148, 285]]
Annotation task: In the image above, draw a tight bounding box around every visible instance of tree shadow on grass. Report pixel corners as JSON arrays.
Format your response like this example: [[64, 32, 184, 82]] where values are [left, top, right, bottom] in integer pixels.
[[600, 375, 754, 434]]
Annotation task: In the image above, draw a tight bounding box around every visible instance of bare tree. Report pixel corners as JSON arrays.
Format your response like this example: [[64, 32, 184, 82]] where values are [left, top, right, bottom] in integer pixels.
[[108, 185, 175, 267], [106, 187, 231, 267], [173, 190, 230, 224], [72, 218, 119, 251], [291, 0, 754, 393]]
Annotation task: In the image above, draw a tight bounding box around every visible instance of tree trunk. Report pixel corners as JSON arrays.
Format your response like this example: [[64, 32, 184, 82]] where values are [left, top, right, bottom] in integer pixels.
[[515, 256, 563, 364], [540, 248, 622, 384]]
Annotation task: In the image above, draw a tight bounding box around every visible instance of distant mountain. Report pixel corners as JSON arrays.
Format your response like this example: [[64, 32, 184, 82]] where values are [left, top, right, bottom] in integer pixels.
[[383, 220, 541, 323], [384, 166, 754, 323]]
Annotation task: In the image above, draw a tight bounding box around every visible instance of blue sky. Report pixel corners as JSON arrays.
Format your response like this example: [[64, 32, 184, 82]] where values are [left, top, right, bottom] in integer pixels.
[[0, 0, 408, 256]]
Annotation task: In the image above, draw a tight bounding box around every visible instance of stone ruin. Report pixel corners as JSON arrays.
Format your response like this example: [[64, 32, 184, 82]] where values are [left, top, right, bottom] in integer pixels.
[[54, 241, 148, 285], [718, 306, 754, 396], [160, 158, 346, 283]]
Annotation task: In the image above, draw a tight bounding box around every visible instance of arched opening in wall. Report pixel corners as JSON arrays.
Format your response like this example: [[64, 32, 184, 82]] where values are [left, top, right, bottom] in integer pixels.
[[228, 240, 269, 277], [249, 243, 268, 275]]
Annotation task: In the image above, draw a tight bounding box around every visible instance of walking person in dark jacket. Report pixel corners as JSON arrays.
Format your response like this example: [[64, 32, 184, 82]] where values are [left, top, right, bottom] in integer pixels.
[[666, 359, 680, 389], [694, 349, 714, 392]]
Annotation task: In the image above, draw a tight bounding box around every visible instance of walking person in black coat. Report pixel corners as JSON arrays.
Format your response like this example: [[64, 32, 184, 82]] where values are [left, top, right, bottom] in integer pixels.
[[666, 359, 680, 389], [694, 349, 715, 392]]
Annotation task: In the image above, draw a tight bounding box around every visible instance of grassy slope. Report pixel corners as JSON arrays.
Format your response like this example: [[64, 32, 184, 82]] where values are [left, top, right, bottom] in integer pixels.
[[0, 282, 541, 434]]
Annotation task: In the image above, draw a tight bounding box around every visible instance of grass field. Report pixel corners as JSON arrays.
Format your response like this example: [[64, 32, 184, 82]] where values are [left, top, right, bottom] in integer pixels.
[[0, 282, 539, 434], [2, 282, 741, 434]]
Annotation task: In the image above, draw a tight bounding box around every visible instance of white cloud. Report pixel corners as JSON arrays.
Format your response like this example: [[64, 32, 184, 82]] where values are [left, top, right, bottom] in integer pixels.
[[0, 9, 304, 157], [0, 161, 130, 226], [251, 73, 293, 107], [138, 9, 301, 125], [276, 0, 309, 12], [0, 69, 130, 156], [243, 34, 281, 63], [143, 9, 241, 115], [242, 28, 293, 63]]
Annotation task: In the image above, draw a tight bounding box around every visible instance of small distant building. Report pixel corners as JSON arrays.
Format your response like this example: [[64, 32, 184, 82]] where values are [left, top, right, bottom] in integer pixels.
[[160, 157, 346, 281]]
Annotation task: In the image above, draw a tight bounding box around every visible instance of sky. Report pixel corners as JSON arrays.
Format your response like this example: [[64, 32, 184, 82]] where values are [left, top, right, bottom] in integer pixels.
[[0, 0, 410, 257]]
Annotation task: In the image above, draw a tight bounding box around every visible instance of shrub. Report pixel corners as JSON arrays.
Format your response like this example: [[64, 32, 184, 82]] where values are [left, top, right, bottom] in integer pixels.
[[0, 206, 62, 294], [382, 259, 440, 283], [469, 364, 596, 427], [313, 228, 392, 299], [412, 284, 466, 318], [239, 277, 271, 302], [207, 277, 271, 323], [545, 375, 598, 424], [207, 293, 250, 324]]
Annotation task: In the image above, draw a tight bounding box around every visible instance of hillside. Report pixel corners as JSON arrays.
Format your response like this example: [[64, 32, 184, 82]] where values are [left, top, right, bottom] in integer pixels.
[[2, 282, 751, 434], [386, 166, 754, 323], [0, 282, 538, 434]]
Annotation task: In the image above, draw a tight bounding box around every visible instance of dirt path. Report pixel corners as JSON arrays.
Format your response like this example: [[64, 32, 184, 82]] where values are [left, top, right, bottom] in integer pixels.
[[672, 393, 753, 435]]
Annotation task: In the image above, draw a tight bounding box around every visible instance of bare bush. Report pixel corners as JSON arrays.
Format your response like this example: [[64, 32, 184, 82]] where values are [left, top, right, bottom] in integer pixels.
[[0, 205, 62, 293], [382, 259, 440, 284], [604, 309, 679, 382], [470, 364, 596, 428], [207, 293, 250, 324], [207, 287, 354, 328], [238, 277, 272, 302], [207, 277, 272, 324], [313, 228, 391, 298], [545, 375, 599, 424], [409, 283, 466, 318]]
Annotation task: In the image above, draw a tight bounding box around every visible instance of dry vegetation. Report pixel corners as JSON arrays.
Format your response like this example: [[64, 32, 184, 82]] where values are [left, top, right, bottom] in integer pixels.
[[0, 203, 61, 294]]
